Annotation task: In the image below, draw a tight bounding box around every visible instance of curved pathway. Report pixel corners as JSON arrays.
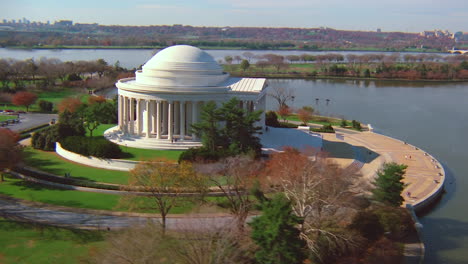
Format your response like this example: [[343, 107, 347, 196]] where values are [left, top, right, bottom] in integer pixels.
[[0, 195, 236, 230]]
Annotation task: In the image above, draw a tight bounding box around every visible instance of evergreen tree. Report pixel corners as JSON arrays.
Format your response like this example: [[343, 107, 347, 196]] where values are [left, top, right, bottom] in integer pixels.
[[190, 101, 223, 153], [249, 194, 306, 264], [219, 98, 262, 156], [372, 162, 408, 206]]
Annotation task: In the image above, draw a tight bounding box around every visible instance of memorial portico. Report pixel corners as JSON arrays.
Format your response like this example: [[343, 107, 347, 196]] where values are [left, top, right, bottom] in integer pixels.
[[105, 45, 267, 150]]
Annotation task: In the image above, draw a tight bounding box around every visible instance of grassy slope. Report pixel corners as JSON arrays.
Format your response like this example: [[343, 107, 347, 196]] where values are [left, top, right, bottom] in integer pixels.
[[0, 218, 103, 264], [0, 176, 198, 213], [0, 115, 16, 122], [24, 147, 130, 184]]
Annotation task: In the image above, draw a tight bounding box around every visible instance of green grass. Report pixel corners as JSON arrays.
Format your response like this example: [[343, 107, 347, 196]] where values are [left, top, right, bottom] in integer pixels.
[[285, 114, 343, 126], [121, 146, 183, 161], [0, 176, 199, 214], [0, 115, 16, 122], [23, 147, 130, 185], [1, 88, 86, 112], [0, 217, 104, 264]]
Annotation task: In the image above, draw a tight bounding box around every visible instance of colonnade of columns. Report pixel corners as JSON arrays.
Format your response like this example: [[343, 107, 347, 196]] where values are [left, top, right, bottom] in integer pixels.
[[118, 95, 256, 141]]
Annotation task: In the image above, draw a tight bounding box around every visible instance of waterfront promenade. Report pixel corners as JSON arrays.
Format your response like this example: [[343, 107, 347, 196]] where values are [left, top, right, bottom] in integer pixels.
[[328, 127, 445, 210]]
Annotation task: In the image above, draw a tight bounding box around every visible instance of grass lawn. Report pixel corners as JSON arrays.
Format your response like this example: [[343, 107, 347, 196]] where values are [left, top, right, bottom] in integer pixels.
[[284, 114, 344, 126], [91, 124, 183, 161], [23, 147, 130, 185], [0, 88, 86, 112], [0, 217, 104, 264], [0, 176, 200, 214], [0, 115, 16, 122]]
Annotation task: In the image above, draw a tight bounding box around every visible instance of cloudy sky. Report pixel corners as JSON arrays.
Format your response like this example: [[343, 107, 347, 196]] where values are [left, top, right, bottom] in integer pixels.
[[2, 0, 467, 32]]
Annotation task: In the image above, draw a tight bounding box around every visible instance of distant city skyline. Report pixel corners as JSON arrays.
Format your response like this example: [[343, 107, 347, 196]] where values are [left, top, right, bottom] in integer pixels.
[[2, 0, 467, 33]]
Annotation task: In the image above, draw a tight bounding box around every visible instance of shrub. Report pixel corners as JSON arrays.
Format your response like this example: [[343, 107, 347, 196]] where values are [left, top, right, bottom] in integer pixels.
[[352, 120, 362, 131], [311, 124, 335, 133], [340, 119, 348, 128], [372, 206, 414, 239], [265, 111, 280, 127], [278, 122, 298, 128], [178, 147, 222, 163], [38, 100, 53, 112], [32, 125, 59, 151], [349, 210, 384, 242], [60, 136, 122, 159]]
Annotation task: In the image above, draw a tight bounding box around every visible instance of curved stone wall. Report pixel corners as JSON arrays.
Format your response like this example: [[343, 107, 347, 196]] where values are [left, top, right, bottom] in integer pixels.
[[55, 142, 137, 171]]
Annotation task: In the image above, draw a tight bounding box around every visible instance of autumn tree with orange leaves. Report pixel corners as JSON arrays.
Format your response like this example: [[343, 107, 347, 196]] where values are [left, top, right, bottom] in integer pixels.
[[0, 128, 22, 181], [277, 105, 292, 122], [297, 106, 314, 125], [122, 160, 208, 230], [12, 91, 37, 111], [263, 147, 362, 261], [57, 97, 83, 113]]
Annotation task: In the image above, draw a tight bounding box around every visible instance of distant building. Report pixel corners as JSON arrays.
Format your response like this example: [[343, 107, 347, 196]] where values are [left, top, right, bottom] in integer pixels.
[[54, 20, 73, 27], [377, 28, 381, 33]]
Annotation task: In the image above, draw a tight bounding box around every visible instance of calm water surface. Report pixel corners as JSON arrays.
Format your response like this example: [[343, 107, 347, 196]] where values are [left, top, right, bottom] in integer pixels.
[[0, 48, 451, 69]]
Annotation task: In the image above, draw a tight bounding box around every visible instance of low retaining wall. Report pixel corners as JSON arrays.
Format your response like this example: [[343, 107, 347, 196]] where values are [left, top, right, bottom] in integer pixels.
[[55, 142, 137, 171]]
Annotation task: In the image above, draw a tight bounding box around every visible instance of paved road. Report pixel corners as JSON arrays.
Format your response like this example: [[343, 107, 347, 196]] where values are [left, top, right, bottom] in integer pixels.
[[4, 113, 58, 132], [0, 197, 237, 230]]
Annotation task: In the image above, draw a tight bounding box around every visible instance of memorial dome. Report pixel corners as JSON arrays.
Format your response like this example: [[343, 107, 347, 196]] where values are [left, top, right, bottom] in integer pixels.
[[134, 45, 229, 88]]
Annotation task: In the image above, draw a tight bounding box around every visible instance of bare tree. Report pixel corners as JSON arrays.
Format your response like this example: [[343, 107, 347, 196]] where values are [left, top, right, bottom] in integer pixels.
[[122, 161, 208, 230], [242, 51, 255, 63], [196, 155, 263, 232], [263, 148, 363, 260], [269, 86, 295, 109]]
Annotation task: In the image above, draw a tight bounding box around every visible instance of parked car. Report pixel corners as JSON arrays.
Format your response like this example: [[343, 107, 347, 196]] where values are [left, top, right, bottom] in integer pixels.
[[4, 109, 14, 112]]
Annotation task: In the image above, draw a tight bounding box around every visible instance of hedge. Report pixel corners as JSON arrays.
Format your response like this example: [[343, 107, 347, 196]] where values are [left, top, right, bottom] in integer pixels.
[[60, 136, 122, 159], [311, 124, 335, 133]]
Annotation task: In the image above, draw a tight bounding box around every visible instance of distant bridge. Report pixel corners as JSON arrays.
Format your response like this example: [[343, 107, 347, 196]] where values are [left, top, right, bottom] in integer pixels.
[[448, 49, 468, 54]]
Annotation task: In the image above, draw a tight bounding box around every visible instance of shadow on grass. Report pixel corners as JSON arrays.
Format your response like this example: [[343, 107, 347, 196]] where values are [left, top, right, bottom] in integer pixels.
[[22, 148, 66, 176], [0, 219, 105, 243], [10, 179, 68, 191], [120, 151, 136, 159]]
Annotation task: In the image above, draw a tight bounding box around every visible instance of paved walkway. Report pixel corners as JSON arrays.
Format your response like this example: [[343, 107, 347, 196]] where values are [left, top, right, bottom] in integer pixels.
[[0, 195, 236, 230], [333, 128, 444, 208]]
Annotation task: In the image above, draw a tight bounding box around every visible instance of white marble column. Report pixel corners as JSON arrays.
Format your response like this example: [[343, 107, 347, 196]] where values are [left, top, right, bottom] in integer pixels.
[[168, 101, 173, 141], [162, 101, 167, 134], [174, 101, 180, 136], [180, 101, 185, 141], [129, 98, 135, 134], [145, 100, 151, 138], [156, 101, 161, 139], [118, 95, 122, 129], [137, 99, 142, 135], [191, 101, 198, 140]]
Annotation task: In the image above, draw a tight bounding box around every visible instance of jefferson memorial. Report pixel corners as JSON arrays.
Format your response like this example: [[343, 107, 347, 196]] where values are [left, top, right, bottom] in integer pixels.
[[105, 45, 268, 150]]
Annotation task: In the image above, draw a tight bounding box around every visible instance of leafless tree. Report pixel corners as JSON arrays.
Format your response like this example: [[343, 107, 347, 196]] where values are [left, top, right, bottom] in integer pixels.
[[269, 86, 295, 109], [242, 51, 255, 63], [264, 148, 364, 260], [195, 155, 263, 232]]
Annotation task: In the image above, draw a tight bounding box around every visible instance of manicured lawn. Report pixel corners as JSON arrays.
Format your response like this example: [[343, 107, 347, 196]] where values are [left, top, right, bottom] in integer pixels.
[[1, 88, 86, 112], [0, 176, 201, 214], [122, 146, 183, 161], [86, 123, 115, 137], [284, 114, 344, 126], [0, 177, 122, 211], [0, 115, 16, 122], [23, 147, 130, 184], [0, 217, 104, 264]]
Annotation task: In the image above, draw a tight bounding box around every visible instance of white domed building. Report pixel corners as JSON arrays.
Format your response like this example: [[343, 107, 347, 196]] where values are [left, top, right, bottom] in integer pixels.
[[105, 45, 267, 150]]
